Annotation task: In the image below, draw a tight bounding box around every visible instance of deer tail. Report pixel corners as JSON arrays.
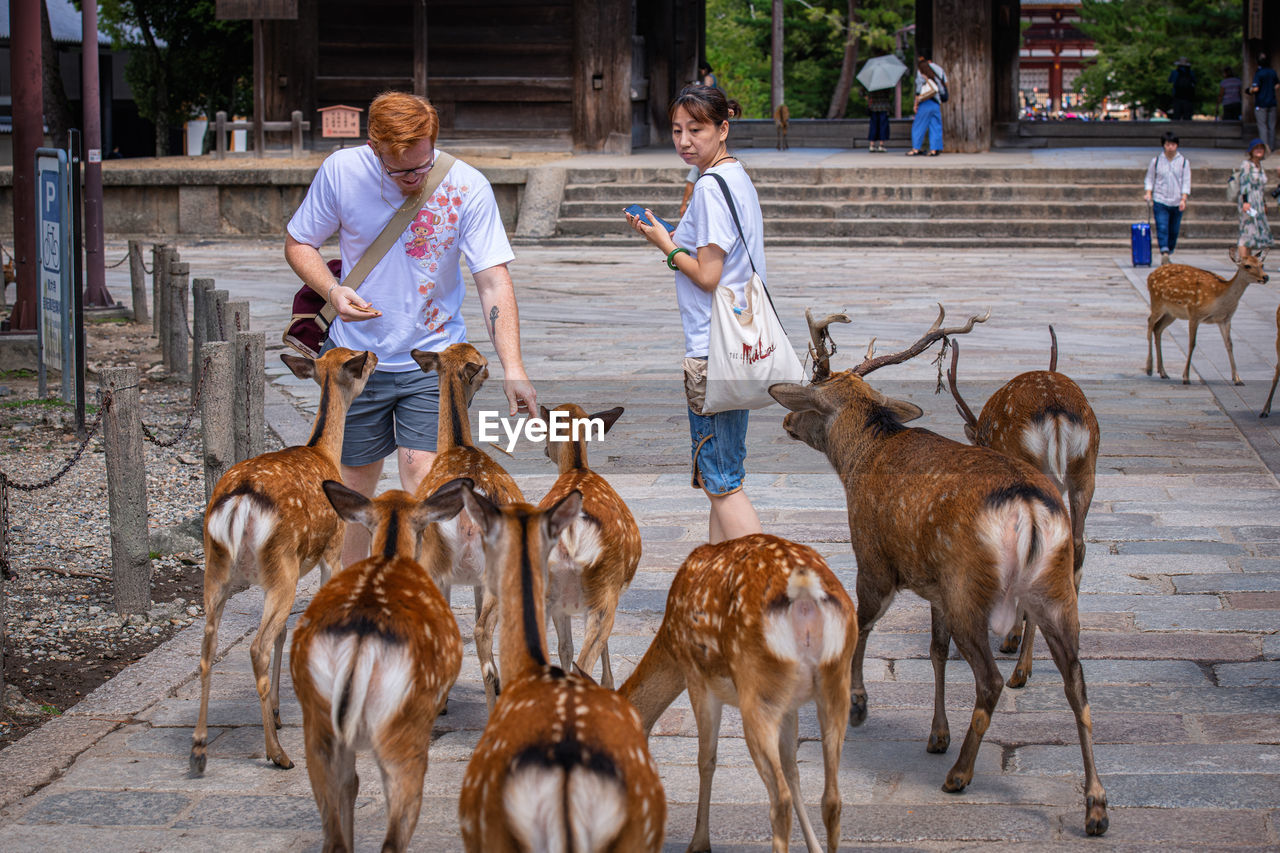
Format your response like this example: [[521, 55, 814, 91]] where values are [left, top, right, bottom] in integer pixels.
[[979, 488, 1071, 636], [503, 746, 627, 853], [205, 491, 276, 566], [307, 632, 412, 746]]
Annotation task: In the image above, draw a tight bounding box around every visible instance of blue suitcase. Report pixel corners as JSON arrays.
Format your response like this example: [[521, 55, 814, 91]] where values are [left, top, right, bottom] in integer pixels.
[[1131, 222, 1152, 266]]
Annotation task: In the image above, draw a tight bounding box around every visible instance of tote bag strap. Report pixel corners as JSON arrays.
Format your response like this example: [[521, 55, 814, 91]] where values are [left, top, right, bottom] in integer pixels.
[[702, 171, 788, 331]]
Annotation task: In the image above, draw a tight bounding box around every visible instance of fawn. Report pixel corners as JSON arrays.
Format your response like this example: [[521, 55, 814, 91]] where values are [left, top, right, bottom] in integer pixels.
[[457, 484, 665, 853], [947, 328, 1100, 689], [770, 305, 1109, 837], [1261, 306, 1280, 418], [1146, 247, 1268, 385], [538, 403, 639, 688], [620, 534, 856, 853], [190, 347, 376, 774], [291, 478, 469, 852]]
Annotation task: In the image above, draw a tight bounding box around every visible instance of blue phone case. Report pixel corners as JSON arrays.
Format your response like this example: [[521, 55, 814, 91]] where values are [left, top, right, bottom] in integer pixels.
[[624, 204, 675, 232]]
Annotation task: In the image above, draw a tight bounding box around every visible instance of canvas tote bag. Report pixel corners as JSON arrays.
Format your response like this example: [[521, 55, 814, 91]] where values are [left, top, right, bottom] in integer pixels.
[[699, 173, 803, 414]]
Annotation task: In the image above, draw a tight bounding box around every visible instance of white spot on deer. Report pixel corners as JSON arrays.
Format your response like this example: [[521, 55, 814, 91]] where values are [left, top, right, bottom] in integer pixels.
[[206, 495, 276, 574]]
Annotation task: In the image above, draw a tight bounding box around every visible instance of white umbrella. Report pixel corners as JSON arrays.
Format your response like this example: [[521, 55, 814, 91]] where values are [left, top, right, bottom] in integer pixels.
[[857, 54, 909, 92]]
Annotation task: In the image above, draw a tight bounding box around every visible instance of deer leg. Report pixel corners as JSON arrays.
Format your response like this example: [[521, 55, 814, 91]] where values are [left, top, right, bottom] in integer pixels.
[[942, 623, 1004, 793], [1182, 317, 1200, 384], [778, 707, 823, 852], [687, 684, 724, 853], [740, 695, 794, 853], [928, 604, 952, 753], [189, 549, 234, 776], [251, 580, 297, 769], [553, 608, 575, 673], [1218, 319, 1244, 384], [576, 603, 619, 687], [1006, 613, 1038, 689], [1264, 363, 1280, 417], [1145, 311, 1158, 375], [1036, 605, 1109, 836], [1152, 314, 1175, 379], [1067, 470, 1096, 583], [999, 615, 1023, 655], [301, 713, 355, 853], [269, 624, 287, 729], [474, 584, 501, 709], [378, 753, 429, 853], [814, 658, 851, 853], [850, 572, 896, 726], [599, 638, 615, 689]]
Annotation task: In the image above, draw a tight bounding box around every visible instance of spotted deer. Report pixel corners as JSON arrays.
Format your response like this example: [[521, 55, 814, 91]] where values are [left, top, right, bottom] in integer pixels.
[[620, 534, 855, 852], [457, 484, 665, 853], [1261, 306, 1280, 417], [769, 305, 1109, 837], [411, 343, 524, 711], [1146, 247, 1269, 385], [190, 347, 377, 775], [290, 478, 469, 853], [947, 328, 1100, 689], [537, 403, 639, 688], [774, 103, 790, 151]]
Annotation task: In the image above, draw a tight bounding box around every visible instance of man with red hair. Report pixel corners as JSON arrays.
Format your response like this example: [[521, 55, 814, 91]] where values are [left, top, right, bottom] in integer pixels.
[[286, 91, 536, 566]]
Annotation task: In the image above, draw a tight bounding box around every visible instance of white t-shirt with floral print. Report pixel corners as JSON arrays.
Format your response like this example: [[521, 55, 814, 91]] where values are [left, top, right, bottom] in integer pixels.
[[287, 145, 514, 372]]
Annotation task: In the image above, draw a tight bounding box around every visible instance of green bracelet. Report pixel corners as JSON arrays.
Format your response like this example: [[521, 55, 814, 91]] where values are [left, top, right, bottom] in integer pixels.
[[666, 247, 691, 269]]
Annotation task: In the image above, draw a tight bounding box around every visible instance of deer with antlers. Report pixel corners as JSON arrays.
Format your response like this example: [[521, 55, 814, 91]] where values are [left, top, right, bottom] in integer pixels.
[[290, 478, 469, 852], [410, 343, 525, 710], [1146, 247, 1269, 385], [770, 305, 1109, 837], [620, 534, 856, 853], [1261, 306, 1280, 418], [190, 347, 377, 775], [457, 483, 665, 853], [538, 403, 640, 688], [947, 327, 1100, 689]]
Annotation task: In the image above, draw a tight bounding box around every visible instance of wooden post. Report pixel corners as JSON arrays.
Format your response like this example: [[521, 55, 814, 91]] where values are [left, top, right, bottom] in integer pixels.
[[168, 261, 191, 383], [571, 0, 632, 152], [100, 366, 151, 615], [157, 248, 174, 367], [933, 0, 992, 152], [291, 110, 304, 157], [191, 278, 214, 403], [413, 0, 428, 96], [215, 111, 228, 161], [234, 330, 266, 462], [224, 300, 251, 461], [151, 244, 168, 336], [128, 240, 148, 325], [200, 341, 235, 505], [253, 18, 266, 157]]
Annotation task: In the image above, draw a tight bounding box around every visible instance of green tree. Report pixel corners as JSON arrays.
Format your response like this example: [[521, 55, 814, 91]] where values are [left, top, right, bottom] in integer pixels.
[[96, 0, 251, 155], [1074, 0, 1241, 117]]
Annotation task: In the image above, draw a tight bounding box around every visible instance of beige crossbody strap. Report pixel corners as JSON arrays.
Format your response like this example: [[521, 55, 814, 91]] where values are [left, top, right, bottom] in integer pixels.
[[319, 151, 457, 324]]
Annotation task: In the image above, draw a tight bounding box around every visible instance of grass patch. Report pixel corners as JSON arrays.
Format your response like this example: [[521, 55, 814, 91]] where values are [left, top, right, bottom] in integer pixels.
[[1, 398, 73, 410], [0, 368, 36, 380]]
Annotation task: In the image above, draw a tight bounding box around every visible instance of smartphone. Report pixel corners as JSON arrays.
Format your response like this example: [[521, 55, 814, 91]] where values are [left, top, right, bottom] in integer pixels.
[[623, 204, 675, 233]]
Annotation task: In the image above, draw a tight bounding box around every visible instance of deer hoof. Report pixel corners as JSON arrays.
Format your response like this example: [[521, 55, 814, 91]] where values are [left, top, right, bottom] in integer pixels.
[[849, 695, 868, 726], [1234, 379, 1245, 386], [188, 745, 207, 777], [1085, 795, 1110, 836], [926, 731, 950, 753], [941, 770, 971, 793], [1007, 668, 1029, 689], [1181, 378, 1191, 385], [998, 633, 1020, 654], [269, 751, 294, 770]]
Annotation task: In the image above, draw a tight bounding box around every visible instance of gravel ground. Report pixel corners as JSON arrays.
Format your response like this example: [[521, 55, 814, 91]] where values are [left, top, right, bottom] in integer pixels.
[[0, 318, 281, 749]]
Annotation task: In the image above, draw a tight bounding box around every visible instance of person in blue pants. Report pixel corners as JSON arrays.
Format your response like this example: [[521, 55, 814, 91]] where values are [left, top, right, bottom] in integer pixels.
[[907, 56, 946, 156]]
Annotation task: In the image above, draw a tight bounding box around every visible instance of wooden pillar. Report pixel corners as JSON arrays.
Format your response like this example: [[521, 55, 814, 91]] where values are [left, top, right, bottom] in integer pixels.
[[934, 0, 993, 152], [413, 0, 428, 97], [572, 0, 633, 152], [1049, 56, 1063, 113], [992, 0, 1020, 123]]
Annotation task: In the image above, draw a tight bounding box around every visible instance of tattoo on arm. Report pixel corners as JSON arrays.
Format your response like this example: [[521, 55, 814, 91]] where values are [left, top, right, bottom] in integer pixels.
[[488, 306, 500, 340]]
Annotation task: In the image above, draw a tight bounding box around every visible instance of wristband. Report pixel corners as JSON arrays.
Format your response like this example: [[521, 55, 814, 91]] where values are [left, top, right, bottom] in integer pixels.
[[666, 247, 691, 270], [326, 282, 340, 302]]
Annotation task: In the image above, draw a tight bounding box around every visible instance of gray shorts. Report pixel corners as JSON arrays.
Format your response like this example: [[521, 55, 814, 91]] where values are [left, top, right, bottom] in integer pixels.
[[340, 367, 440, 467]]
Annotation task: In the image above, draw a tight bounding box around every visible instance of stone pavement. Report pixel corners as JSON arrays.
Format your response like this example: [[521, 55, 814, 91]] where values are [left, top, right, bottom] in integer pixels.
[[1, 239, 1279, 850]]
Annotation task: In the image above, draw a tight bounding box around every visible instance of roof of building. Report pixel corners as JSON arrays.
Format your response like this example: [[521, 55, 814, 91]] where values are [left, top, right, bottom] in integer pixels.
[[1, 0, 112, 45]]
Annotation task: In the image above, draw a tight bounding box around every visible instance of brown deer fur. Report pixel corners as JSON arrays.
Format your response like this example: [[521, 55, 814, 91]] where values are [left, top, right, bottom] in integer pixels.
[[411, 343, 524, 710], [620, 534, 855, 852], [1146, 249, 1269, 385], [291, 479, 468, 853], [190, 347, 377, 774], [770, 371, 1109, 837], [774, 103, 790, 151], [948, 330, 1100, 689], [457, 485, 665, 853], [538, 403, 640, 688], [1261, 306, 1280, 418]]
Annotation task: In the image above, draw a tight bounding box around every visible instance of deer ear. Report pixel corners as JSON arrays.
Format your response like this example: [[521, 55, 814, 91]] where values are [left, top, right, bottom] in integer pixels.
[[461, 485, 500, 537], [411, 349, 439, 374], [538, 405, 551, 423], [770, 382, 827, 413], [544, 490, 583, 543], [464, 361, 487, 385], [281, 353, 316, 381], [414, 477, 473, 529], [571, 662, 599, 685], [323, 480, 374, 527], [590, 407, 625, 434], [341, 351, 372, 381], [881, 395, 924, 423]]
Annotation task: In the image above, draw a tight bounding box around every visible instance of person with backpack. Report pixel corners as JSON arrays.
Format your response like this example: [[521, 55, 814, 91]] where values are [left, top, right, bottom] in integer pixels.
[[1250, 54, 1280, 152], [1169, 58, 1197, 121], [1143, 131, 1191, 266], [906, 55, 946, 156], [1236, 137, 1275, 259]]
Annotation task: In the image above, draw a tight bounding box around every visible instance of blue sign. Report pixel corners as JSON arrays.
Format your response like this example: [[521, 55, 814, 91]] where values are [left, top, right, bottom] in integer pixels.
[[36, 149, 74, 404]]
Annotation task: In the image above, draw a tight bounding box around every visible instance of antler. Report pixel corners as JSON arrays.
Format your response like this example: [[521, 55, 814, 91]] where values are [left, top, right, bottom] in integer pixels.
[[806, 308, 852, 384], [946, 340, 979, 431], [852, 304, 990, 377], [1048, 325, 1058, 373]]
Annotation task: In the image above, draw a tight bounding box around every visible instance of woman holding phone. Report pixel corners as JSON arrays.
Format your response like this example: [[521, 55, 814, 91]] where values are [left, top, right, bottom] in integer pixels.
[[624, 84, 763, 544]]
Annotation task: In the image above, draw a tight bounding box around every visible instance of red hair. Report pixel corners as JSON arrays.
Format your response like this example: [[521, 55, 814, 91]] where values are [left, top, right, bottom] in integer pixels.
[[368, 91, 439, 156]]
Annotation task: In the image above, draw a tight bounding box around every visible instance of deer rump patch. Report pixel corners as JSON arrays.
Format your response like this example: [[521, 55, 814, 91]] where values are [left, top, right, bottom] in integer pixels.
[[307, 629, 412, 748], [761, 569, 848, 666], [1020, 412, 1093, 488], [503, 737, 627, 852], [976, 487, 1071, 637]]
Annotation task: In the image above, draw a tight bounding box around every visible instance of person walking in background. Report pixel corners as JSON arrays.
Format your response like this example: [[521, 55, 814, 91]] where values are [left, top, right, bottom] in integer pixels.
[[906, 55, 945, 156], [1144, 130, 1191, 266], [1169, 58, 1197, 121], [699, 62, 720, 91], [1237, 137, 1275, 259], [866, 86, 892, 152], [1250, 54, 1280, 152], [1219, 66, 1243, 121]]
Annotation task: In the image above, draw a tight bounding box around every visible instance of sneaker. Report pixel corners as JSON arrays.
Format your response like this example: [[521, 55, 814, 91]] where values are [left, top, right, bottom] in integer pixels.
[[1160, 252, 1170, 265]]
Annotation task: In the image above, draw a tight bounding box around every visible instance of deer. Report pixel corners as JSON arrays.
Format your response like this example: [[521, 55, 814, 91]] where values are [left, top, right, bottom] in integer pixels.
[[769, 305, 1109, 837], [620, 534, 856, 853], [290, 478, 469, 853], [410, 342, 524, 711], [947, 327, 1100, 690], [537, 403, 639, 688], [457, 483, 665, 853], [774, 103, 790, 151], [1261, 306, 1280, 418], [190, 347, 377, 775], [1146, 247, 1269, 386]]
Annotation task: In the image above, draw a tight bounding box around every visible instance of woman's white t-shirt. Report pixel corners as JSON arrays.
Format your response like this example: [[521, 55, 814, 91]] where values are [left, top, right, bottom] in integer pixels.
[[671, 160, 767, 358], [287, 145, 514, 372]]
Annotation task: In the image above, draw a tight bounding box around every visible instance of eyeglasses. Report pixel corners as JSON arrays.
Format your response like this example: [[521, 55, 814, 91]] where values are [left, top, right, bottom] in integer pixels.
[[378, 152, 434, 178]]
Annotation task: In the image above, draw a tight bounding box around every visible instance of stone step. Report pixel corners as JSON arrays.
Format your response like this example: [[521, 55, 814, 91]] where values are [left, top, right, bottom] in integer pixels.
[[565, 182, 1149, 203], [522, 233, 1240, 249], [562, 165, 1239, 185]]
